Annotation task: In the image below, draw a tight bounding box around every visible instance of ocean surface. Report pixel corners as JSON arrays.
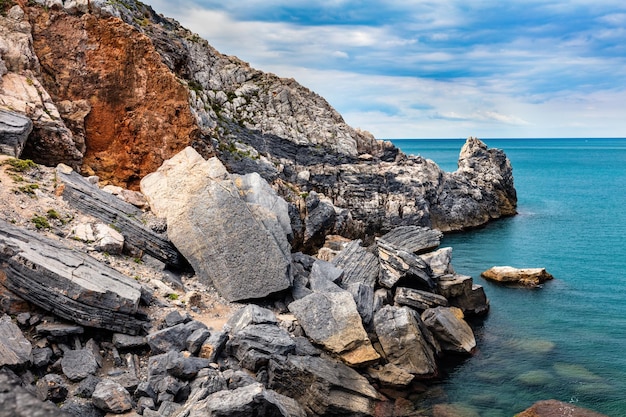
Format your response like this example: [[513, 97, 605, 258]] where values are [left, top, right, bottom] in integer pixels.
[[390, 138, 626, 417]]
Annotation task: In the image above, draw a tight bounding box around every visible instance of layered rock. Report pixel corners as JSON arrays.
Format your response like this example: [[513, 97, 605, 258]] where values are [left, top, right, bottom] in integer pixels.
[[140, 147, 293, 302], [481, 266, 554, 287], [0, 108, 32, 157]]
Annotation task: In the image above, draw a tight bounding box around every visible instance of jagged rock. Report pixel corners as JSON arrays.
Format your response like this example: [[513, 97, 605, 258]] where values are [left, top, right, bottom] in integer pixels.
[[0, 368, 72, 417], [32, 347, 53, 368], [516, 400, 609, 417], [331, 240, 379, 287], [35, 323, 84, 337], [178, 383, 307, 417], [421, 307, 476, 355], [394, 287, 449, 311], [163, 310, 191, 327], [421, 247, 455, 278], [140, 148, 292, 302], [309, 259, 343, 284], [373, 306, 438, 377], [303, 191, 337, 248], [344, 282, 375, 326], [226, 304, 278, 333], [481, 266, 554, 287], [112, 333, 146, 350], [165, 351, 210, 380], [61, 349, 99, 381], [268, 355, 380, 416], [92, 379, 133, 413], [228, 323, 296, 372], [186, 328, 210, 355], [146, 323, 192, 355], [59, 398, 105, 417], [0, 109, 32, 157], [377, 238, 434, 289], [198, 331, 229, 363], [0, 219, 149, 335], [36, 373, 68, 402], [92, 223, 124, 255], [437, 274, 472, 299], [379, 226, 443, 254], [56, 165, 184, 267], [288, 282, 379, 366], [75, 375, 101, 398], [366, 363, 415, 388], [0, 315, 32, 368], [449, 284, 490, 316]]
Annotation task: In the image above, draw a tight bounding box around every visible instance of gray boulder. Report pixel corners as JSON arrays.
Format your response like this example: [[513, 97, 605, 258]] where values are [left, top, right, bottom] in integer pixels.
[[331, 240, 379, 288], [420, 247, 455, 278], [373, 306, 438, 377], [140, 147, 293, 302], [146, 323, 192, 354], [61, 349, 99, 381], [228, 324, 296, 372], [394, 287, 449, 311], [376, 239, 434, 290], [288, 282, 379, 367], [379, 226, 443, 254], [0, 315, 32, 368], [36, 373, 68, 403], [421, 307, 476, 355], [449, 283, 490, 316], [226, 304, 279, 334], [92, 380, 133, 413], [268, 355, 380, 416], [0, 109, 32, 157]]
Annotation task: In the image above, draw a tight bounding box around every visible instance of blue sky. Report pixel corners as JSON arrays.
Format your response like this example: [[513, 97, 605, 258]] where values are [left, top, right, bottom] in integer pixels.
[[145, 1, 626, 139]]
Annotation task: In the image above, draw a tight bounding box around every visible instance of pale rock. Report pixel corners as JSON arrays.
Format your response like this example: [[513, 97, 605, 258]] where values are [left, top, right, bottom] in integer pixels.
[[481, 266, 554, 287], [93, 223, 124, 255], [421, 247, 455, 278]]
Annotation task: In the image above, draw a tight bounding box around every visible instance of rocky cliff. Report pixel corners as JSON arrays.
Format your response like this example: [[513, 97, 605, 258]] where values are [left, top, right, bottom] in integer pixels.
[[1, 0, 516, 247]]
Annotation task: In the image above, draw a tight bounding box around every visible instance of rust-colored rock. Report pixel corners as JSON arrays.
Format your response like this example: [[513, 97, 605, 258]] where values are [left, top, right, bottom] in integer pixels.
[[28, 7, 202, 188], [516, 400, 608, 417]]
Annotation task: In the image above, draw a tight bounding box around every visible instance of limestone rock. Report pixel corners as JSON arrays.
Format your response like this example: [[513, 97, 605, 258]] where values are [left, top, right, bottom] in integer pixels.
[[373, 306, 438, 377], [0, 109, 32, 157], [268, 355, 380, 416], [421, 307, 476, 355], [481, 266, 554, 287], [377, 238, 434, 290], [331, 239, 379, 288], [92, 223, 124, 255], [516, 399, 609, 417], [288, 283, 380, 366], [0, 220, 149, 335], [0, 315, 32, 368], [61, 349, 99, 381], [140, 147, 292, 302], [379, 226, 443, 254], [394, 287, 449, 311], [421, 247, 455, 278], [92, 380, 133, 414], [57, 166, 184, 267]]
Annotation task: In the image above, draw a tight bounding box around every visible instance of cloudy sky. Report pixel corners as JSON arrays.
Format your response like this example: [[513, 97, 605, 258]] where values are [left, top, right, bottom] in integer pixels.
[[145, 1, 626, 139]]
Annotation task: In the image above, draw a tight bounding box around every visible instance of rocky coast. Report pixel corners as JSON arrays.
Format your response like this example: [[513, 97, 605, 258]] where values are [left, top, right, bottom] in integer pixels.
[[0, 1, 608, 416]]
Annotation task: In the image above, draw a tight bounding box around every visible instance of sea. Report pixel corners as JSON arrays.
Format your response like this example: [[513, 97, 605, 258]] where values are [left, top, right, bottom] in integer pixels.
[[390, 138, 626, 417]]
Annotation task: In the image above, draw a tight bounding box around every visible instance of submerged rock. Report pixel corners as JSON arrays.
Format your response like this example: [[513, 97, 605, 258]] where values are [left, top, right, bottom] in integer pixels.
[[481, 266, 554, 287], [516, 399, 608, 417]]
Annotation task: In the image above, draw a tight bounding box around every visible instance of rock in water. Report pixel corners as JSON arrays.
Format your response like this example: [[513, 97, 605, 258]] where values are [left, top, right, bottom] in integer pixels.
[[481, 266, 554, 287], [421, 307, 476, 355], [0, 109, 32, 157], [140, 147, 292, 302], [0, 219, 149, 335], [516, 400, 609, 417]]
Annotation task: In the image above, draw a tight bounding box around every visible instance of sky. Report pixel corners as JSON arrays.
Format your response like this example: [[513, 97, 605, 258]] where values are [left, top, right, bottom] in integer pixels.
[[145, 0, 626, 139]]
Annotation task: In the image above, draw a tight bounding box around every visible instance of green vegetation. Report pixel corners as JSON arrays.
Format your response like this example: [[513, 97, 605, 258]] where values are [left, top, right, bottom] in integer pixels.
[[167, 293, 179, 301], [31, 215, 50, 230], [17, 183, 39, 196], [46, 209, 60, 220], [3, 158, 37, 173]]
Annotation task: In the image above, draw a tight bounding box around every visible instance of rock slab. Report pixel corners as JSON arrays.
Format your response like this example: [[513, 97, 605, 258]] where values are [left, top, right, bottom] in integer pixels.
[[141, 147, 293, 302], [0, 108, 32, 157], [481, 266, 554, 287]]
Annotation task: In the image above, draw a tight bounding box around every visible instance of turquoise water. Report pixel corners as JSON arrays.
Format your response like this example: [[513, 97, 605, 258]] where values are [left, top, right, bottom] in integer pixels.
[[391, 138, 626, 417]]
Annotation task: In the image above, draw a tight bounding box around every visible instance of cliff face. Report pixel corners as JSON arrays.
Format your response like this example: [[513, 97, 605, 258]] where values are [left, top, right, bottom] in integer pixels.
[[0, 0, 516, 237]]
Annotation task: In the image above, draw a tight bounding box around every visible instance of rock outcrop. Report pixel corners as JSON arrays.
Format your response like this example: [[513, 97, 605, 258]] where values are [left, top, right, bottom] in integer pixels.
[[481, 266, 554, 287]]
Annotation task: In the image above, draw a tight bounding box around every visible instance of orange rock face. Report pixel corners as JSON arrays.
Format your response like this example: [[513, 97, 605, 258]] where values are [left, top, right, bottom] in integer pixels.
[[28, 8, 202, 188]]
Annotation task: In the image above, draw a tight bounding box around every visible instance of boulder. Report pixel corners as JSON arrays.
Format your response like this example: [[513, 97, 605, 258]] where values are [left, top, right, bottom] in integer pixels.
[[448, 283, 490, 316], [268, 355, 380, 416], [303, 191, 337, 248], [421, 307, 476, 355], [92, 379, 133, 414], [379, 226, 443, 254], [226, 304, 278, 334], [61, 349, 99, 381], [437, 274, 472, 299], [366, 363, 415, 388], [228, 324, 296, 372], [146, 323, 192, 354], [179, 383, 307, 417], [516, 400, 609, 417], [0, 315, 32, 368], [331, 240, 379, 288], [92, 223, 124, 255], [420, 247, 454, 277], [373, 306, 438, 377], [56, 165, 184, 267], [481, 266, 554, 287], [198, 331, 229, 363], [376, 239, 434, 290], [288, 283, 379, 366], [0, 109, 32, 157], [140, 147, 292, 302], [394, 287, 449, 311], [0, 220, 149, 335]]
